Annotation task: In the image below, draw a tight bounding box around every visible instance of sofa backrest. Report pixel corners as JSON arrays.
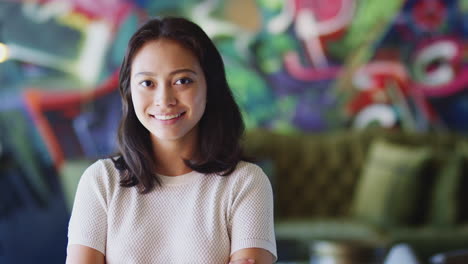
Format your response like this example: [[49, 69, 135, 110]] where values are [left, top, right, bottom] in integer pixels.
[[243, 128, 468, 225]]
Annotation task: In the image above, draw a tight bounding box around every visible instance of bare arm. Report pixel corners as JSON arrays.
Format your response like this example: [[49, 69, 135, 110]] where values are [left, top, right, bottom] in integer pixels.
[[66, 244, 105, 264], [229, 248, 275, 264]]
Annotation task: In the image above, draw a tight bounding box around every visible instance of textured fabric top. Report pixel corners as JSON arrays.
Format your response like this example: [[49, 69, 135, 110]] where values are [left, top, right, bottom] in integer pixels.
[[67, 159, 276, 263]]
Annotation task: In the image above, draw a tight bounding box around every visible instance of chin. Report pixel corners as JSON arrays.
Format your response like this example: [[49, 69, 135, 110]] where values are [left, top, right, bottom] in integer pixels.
[[152, 131, 186, 141], [149, 126, 198, 143]]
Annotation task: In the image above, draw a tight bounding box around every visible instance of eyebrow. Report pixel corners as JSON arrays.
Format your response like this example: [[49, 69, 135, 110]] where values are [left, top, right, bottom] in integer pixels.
[[133, 68, 197, 78]]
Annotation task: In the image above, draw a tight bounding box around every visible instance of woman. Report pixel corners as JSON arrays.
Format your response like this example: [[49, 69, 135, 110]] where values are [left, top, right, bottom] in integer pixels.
[[66, 17, 276, 263]]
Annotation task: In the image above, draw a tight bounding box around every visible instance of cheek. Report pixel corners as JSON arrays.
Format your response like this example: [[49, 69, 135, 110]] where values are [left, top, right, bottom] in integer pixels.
[[130, 88, 147, 115], [194, 81, 207, 107], [192, 89, 207, 114], [130, 92, 139, 111]]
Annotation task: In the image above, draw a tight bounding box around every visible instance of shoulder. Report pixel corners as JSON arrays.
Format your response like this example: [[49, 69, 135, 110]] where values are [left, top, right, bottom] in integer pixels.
[[232, 161, 262, 174], [81, 158, 118, 179], [206, 161, 269, 192], [228, 161, 272, 189], [78, 158, 121, 195], [232, 161, 267, 179]]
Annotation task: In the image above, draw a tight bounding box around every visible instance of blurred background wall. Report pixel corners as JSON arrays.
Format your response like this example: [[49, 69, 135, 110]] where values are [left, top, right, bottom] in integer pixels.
[[1, 0, 468, 263]]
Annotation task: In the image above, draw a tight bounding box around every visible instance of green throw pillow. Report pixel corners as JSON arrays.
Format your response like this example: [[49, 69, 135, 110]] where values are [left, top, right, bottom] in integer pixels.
[[429, 142, 466, 227], [352, 139, 431, 227], [458, 141, 468, 223]]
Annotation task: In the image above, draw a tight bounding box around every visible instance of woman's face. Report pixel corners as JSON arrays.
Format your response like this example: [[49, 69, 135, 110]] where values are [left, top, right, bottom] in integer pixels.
[[130, 38, 207, 144]]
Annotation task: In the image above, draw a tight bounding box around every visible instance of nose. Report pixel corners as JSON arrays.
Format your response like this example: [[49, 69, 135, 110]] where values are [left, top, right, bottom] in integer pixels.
[[154, 84, 176, 107]]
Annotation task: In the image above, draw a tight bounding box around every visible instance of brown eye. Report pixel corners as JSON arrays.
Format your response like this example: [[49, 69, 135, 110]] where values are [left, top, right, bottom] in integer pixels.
[[174, 78, 193, 85], [140, 80, 153, 87]]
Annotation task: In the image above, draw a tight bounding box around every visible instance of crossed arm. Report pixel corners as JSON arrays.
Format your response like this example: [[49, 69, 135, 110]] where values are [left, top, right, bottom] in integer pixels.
[[66, 245, 274, 264], [229, 248, 275, 264]]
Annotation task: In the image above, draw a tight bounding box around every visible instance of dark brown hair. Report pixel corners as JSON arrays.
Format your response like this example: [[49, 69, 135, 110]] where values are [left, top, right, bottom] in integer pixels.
[[112, 17, 245, 193]]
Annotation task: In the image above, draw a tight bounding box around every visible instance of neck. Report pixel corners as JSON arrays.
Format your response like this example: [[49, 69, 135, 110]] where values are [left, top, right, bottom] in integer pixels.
[[150, 133, 198, 176]]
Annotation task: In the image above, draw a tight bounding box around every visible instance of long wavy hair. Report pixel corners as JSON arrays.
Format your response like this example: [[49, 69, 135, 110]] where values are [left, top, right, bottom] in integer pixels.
[[112, 17, 246, 194]]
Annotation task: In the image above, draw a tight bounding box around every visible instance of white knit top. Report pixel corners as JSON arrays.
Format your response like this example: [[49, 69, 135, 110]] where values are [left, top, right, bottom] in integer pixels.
[[67, 159, 277, 263]]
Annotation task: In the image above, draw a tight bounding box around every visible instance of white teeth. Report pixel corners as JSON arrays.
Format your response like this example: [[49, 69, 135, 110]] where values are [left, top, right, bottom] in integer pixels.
[[154, 112, 183, 120]]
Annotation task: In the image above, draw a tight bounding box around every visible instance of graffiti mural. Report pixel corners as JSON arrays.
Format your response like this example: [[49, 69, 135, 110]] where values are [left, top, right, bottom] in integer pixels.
[[344, 0, 468, 131], [2, 0, 468, 136]]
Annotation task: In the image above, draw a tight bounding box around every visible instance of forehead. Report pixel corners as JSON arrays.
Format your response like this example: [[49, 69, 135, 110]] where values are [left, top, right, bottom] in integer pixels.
[[131, 38, 201, 74]]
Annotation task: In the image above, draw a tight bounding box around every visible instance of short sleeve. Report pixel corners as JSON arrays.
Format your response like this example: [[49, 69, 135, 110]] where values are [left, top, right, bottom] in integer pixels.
[[67, 160, 108, 255], [229, 164, 277, 260]]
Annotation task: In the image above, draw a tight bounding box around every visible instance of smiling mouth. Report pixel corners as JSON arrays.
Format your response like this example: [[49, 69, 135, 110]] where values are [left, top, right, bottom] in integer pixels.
[[150, 112, 186, 121]]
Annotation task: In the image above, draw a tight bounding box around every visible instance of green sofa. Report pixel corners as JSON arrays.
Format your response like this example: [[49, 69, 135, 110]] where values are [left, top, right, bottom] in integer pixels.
[[243, 128, 468, 263]]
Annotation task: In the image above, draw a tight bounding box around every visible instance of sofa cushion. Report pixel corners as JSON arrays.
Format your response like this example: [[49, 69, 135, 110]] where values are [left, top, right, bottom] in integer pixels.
[[351, 139, 431, 227], [274, 219, 387, 244]]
